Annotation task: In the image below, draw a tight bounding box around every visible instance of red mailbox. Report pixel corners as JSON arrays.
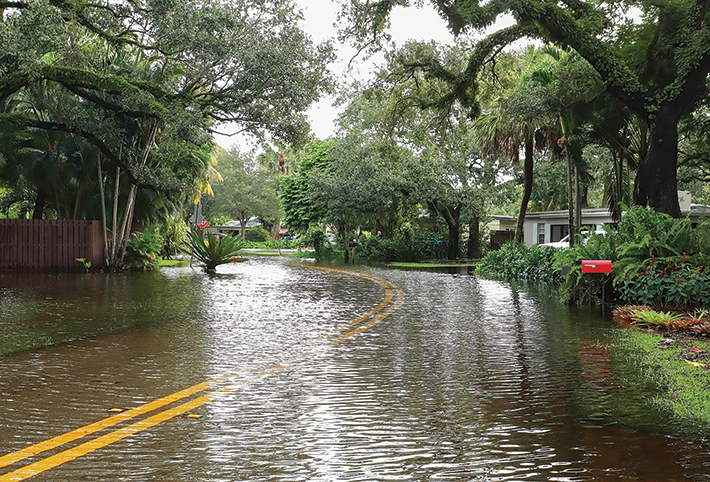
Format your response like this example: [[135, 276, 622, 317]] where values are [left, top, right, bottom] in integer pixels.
[[581, 260, 612, 274]]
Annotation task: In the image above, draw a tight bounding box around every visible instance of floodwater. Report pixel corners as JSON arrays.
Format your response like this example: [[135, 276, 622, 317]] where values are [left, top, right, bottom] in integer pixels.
[[1, 257, 710, 481]]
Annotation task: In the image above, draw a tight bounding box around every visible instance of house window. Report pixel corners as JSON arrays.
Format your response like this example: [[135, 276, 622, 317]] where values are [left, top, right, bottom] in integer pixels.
[[537, 223, 545, 245], [551, 224, 569, 243]]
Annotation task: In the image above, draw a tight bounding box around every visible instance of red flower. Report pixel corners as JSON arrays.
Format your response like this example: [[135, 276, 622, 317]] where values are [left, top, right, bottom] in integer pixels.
[[652, 255, 655, 263], [664, 268, 667, 275], [675, 264, 678, 271], [677, 279, 680, 284], [684, 253, 686, 263], [644, 285, 647, 290]]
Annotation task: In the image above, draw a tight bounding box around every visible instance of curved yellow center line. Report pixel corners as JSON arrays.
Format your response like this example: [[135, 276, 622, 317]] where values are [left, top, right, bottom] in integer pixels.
[[0, 266, 404, 481]]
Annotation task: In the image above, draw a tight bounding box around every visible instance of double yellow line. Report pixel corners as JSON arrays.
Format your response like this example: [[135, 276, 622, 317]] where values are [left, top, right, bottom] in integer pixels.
[[0, 266, 404, 481]]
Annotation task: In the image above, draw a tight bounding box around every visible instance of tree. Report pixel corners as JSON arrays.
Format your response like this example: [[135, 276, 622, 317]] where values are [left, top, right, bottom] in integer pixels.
[[354, 42, 513, 259], [0, 0, 334, 266], [340, 0, 710, 217], [203, 147, 281, 241], [278, 140, 333, 235], [475, 48, 560, 245]]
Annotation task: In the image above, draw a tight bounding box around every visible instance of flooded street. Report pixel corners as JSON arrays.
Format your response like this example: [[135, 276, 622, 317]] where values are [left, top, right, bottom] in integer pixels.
[[1, 257, 710, 481]]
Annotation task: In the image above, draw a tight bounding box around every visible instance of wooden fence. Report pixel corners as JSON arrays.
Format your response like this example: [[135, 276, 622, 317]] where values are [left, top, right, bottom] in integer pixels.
[[0, 220, 105, 271]]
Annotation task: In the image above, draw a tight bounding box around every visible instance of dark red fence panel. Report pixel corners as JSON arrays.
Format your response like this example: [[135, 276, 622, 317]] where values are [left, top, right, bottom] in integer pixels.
[[0, 220, 105, 271]]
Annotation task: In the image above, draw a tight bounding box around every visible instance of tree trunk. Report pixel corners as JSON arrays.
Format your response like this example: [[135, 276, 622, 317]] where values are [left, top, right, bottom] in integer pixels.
[[467, 217, 480, 259], [337, 221, 349, 264], [566, 148, 576, 246], [633, 109, 681, 217], [98, 155, 109, 267], [575, 165, 582, 232], [33, 188, 46, 219], [515, 135, 534, 246], [239, 212, 248, 241], [447, 222, 459, 260]]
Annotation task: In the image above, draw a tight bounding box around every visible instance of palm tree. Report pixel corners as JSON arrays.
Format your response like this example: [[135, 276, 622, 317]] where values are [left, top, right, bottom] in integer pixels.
[[475, 88, 557, 245]]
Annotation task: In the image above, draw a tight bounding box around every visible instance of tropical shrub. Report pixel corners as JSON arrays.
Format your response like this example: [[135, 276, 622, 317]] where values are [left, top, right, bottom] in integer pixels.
[[245, 239, 300, 250], [302, 228, 336, 259], [159, 217, 189, 258], [477, 242, 562, 284], [612, 306, 710, 335], [555, 227, 618, 304], [124, 225, 163, 271], [183, 229, 245, 273], [615, 257, 710, 307], [245, 226, 271, 242], [612, 305, 651, 324], [354, 229, 449, 262], [629, 309, 684, 326]]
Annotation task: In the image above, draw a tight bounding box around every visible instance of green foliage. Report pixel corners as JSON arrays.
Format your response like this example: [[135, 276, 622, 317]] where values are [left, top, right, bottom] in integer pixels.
[[124, 225, 163, 271], [245, 226, 270, 243], [159, 217, 188, 258], [203, 147, 282, 234], [477, 242, 563, 284], [615, 206, 692, 259], [616, 260, 710, 308], [301, 228, 337, 259], [279, 141, 332, 234], [555, 227, 618, 303], [552, 207, 710, 305], [244, 239, 299, 250], [183, 229, 245, 273], [354, 230, 448, 262], [629, 309, 684, 326]]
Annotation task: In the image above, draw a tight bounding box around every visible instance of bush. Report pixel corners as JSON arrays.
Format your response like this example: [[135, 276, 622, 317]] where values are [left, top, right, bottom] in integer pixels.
[[555, 227, 619, 304], [245, 239, 300, 250], [245, 226, 270, 242], [353, 229, 449, 262], [302, 229, 337, 259], [616, 258, 710, 308], [124, 225, 163, 271], [159, 217, 188, 258], [476, 242, 562, 284]]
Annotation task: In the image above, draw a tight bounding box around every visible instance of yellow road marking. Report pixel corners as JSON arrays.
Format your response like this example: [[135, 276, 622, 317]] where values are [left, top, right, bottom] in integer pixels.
[[0, 379, 223, 469], [0, 395, 213, 482], [0, 266, 404, 480]]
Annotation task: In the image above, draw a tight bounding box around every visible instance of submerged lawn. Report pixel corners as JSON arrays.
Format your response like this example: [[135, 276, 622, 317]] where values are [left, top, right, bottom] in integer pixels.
[[623, 331, 710, 425]]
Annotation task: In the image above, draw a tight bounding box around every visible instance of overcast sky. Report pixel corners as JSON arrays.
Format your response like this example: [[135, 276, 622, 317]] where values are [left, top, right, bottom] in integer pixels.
[[213, 1, 457, 149]]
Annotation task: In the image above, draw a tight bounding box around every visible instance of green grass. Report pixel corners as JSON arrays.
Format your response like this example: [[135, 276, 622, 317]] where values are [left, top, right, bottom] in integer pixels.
[[158, 259, 190, 267], [241, 250, 288, 257], [624, 331, 710, 425]]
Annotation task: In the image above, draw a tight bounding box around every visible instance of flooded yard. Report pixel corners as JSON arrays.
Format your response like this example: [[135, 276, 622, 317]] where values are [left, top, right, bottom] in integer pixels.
[[1, 257, 709, 481]]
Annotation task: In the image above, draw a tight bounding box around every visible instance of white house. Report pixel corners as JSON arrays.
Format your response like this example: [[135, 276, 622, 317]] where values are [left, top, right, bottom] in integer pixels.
[[522, 191, 710, 247]]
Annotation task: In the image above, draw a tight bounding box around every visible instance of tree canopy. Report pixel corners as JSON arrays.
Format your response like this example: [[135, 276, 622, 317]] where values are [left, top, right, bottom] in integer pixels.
[[0, 0, 334, 205], [339, 0, 710, 217]]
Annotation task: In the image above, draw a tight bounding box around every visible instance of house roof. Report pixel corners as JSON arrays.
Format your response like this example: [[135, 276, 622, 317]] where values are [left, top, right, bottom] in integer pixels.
[[524, 208, 613, 220]]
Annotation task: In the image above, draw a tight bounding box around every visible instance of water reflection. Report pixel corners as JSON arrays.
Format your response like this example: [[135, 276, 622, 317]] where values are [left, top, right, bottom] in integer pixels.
[[1, 259, 710, 481]]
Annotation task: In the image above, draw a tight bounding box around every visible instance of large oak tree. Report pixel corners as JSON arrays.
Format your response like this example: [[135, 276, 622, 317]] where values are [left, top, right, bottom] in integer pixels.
[[340, 0, 710, 217]]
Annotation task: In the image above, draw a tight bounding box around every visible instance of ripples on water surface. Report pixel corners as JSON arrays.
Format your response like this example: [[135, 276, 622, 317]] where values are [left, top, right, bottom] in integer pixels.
[[1, 258, 710, 481]]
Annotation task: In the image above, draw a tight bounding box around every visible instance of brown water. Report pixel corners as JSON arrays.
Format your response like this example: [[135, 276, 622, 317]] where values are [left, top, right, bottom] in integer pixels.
[[1, 257, 710, 481]]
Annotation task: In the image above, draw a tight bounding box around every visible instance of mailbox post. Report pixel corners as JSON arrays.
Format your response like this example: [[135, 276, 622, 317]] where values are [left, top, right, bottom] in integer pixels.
[[581, 260, 612, 313]]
